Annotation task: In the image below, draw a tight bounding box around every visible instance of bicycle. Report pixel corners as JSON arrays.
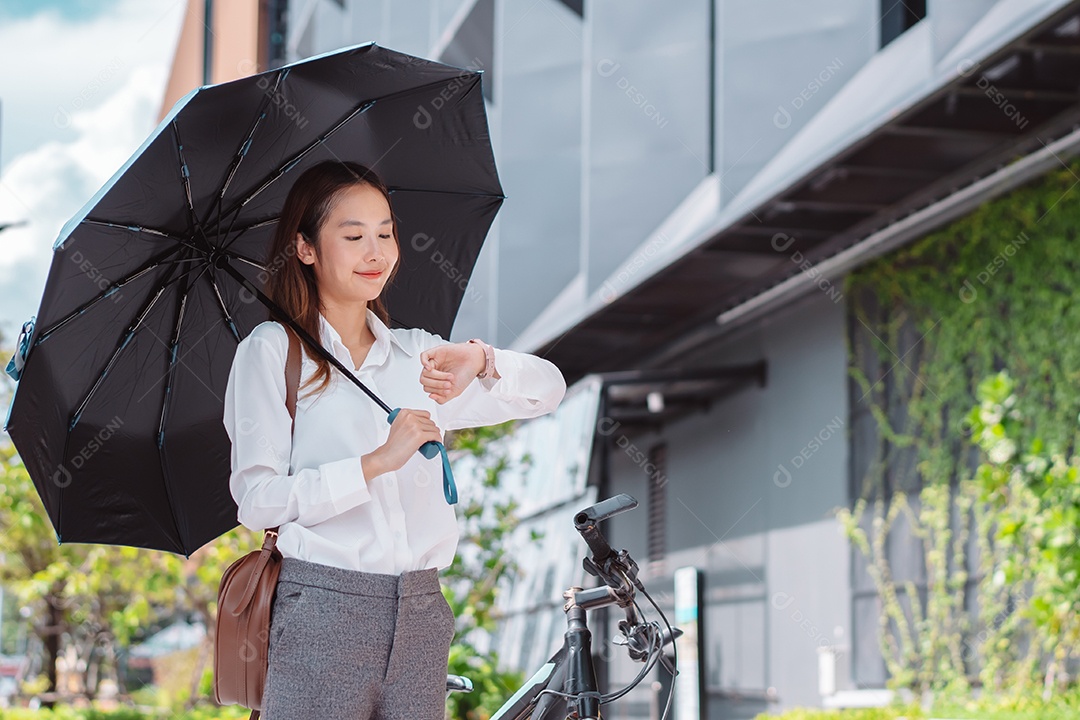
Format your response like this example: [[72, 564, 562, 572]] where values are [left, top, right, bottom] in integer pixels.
[[445, 493, 682, 720]]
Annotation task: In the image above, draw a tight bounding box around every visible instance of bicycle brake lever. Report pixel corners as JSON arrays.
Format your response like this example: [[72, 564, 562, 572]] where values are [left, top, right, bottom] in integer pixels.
[[620, 622, 654, 662], [584, 549, 640, 592], [610, 630, 648, 662]]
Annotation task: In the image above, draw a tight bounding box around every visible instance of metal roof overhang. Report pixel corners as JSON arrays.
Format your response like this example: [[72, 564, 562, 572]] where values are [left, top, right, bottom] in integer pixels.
[[596, 361, 767, 436], [533, 1, 1080, 386]]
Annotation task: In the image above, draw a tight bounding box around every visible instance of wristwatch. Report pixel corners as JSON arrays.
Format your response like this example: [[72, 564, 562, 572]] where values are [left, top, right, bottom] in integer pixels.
[[467, 338, 495, 379]]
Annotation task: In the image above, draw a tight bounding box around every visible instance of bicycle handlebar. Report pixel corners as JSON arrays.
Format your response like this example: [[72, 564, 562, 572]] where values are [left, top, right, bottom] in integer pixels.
[[497, 494, 679, 720], [573, 493, 664, 667], [573, 494, 638, 565]]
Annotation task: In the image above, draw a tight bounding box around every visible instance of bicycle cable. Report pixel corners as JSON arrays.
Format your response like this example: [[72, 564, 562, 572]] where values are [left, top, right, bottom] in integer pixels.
[[639, 583, 678, 720], [600, 613, 662, 702], [600, 595, 665, 703]]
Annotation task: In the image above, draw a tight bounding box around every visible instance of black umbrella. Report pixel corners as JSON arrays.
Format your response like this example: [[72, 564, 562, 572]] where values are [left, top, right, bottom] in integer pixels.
[[3, 41, 503, 557]]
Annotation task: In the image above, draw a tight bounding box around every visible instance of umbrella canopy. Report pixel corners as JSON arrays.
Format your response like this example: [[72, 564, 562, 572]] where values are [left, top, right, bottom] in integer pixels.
[[4, 41, 503, 557]]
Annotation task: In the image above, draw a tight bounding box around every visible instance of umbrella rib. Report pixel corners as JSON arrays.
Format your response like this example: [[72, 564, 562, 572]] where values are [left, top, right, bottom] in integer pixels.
[[205, 263, 242, 342], [385, 186, 506, 199], [36, 246, 186, 344], [214, 217, 279, 256], [68, 259, 192, 431], [155, 264, 196, 555], [171, 121, 207, 243], [231, 217, 279, 234], [220, 249, 269, 272], [217, 257, 393, 413], [215, 99, 376, 253], [458, 72, 482, 104], [213, 73, 485, 250], [209, 68, 289, 247], [81, 219, 204, 254]]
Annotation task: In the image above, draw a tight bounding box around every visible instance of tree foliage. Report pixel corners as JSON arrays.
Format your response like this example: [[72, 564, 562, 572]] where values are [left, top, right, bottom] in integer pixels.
[[442, 422, 531, 720]]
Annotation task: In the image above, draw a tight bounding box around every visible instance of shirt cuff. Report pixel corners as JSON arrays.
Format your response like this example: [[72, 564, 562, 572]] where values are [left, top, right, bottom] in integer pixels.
[[320, 456, 373, 515]]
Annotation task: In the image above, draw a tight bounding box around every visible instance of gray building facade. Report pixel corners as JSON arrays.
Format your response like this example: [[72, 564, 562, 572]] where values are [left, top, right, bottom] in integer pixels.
[[277, 1, 1080, 716]]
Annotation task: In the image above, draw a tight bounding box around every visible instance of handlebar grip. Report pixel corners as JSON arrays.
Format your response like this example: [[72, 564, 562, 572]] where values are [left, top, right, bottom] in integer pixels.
[[574, 493, 638, 563], [577, 522, 615, 564]]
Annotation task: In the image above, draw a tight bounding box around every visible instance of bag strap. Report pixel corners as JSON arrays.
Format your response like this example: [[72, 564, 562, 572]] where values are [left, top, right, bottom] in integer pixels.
[[284, 324, 301, 427], [266, 325, 304, 539], [263, 324, 301, 540], [226, 327, 300, 618]]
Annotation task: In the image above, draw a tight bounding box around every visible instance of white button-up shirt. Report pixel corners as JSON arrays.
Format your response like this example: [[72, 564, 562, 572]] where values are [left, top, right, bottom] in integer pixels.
[[222, 309, 566, 574]]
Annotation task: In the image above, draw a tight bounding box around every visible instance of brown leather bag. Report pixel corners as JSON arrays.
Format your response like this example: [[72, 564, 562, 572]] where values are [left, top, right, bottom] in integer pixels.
[[213, 324, 302, 719]]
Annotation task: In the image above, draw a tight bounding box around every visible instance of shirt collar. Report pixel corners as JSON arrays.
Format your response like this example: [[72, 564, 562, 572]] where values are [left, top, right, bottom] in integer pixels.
[[317, 308, 413, 370]]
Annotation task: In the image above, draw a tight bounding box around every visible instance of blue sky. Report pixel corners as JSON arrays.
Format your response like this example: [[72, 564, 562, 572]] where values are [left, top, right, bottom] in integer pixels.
[[0, 0, 184, 344], [0, 0, 124, 21]]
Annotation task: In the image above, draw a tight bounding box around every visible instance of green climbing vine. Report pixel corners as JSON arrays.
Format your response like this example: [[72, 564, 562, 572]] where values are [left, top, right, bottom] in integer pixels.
[[839, 156, 1080, 698]]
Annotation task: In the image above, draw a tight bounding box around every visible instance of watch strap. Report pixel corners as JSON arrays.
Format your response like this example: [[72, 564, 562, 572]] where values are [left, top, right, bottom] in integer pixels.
[[468, 338, 495, 379]]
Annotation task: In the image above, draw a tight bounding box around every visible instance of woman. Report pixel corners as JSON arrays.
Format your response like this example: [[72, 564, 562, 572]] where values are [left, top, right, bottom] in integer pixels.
[[222, 160, 566, 719]]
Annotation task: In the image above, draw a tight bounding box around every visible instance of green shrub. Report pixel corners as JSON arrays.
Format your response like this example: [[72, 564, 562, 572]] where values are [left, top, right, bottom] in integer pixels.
[[0, 705, 252, 720], [754, 707, 921, 720], [757, 688, 1080, 720]]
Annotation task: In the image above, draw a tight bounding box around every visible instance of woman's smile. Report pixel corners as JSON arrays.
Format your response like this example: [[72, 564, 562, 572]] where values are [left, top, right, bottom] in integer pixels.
[[355, 270, 383, 280]]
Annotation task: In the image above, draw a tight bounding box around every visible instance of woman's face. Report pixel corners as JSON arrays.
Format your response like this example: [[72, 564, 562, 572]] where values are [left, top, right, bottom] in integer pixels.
[[296, 183, 399, 307]]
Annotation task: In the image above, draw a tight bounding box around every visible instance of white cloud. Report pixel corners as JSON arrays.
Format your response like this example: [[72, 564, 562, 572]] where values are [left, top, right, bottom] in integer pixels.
[[0, 0, 184, 163], [0, 0, 183, 343]]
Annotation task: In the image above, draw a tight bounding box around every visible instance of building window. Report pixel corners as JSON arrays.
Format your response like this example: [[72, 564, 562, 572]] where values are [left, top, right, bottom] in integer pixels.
[[880, 0, 926, 48], [259, 0, 289, 71], [554, 0, 583, 17], [437, 0, 495, 104]]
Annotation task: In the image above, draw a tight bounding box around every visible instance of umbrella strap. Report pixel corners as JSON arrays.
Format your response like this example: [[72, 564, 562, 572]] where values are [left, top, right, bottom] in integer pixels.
[[274, 331, 458, 504], [219, 259, 392, 413], [218, 260, 459, 505], [387, 408, 458, 505], [4, 316, 35, 382]]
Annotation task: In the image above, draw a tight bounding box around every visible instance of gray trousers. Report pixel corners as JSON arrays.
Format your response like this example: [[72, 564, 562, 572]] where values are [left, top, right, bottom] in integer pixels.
[[262, 556, 455, 720]]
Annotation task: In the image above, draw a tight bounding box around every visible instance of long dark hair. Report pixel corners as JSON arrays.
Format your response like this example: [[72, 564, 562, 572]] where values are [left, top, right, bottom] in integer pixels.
[[264, 160, 400, 399]]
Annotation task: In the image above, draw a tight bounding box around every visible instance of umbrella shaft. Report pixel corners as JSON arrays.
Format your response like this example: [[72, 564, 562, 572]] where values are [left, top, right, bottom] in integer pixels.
[[218, 257, 393, 415]]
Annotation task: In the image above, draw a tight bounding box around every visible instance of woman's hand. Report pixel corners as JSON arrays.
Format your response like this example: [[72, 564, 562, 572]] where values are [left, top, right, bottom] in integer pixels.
[[419, 342, 488, 404], [367, 408, 443, 475]]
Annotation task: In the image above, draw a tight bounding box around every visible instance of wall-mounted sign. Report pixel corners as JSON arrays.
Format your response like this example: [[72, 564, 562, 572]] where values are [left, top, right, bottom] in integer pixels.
[[674, 566, 704, 720]]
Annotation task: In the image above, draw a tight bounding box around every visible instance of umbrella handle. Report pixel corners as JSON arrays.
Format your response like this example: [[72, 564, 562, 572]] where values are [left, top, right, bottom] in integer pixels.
[[386, 408, 458, 505]]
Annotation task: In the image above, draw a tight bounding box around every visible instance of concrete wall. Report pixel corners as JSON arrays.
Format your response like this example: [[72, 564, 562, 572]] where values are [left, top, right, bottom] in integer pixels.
[[604, 288, 851, 717], [284, 0, 878, 347]]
